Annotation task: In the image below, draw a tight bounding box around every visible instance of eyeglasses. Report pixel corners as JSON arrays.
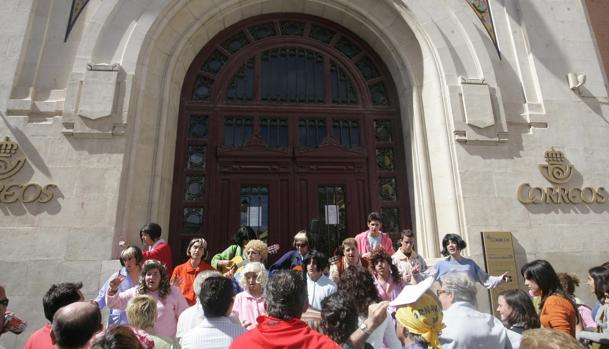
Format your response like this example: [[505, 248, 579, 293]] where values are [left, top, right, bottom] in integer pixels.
[[436, 289, 446, 297], [246, 250, 259, 255], [295, 243, 308, 248], [0, 298, 8, 307]]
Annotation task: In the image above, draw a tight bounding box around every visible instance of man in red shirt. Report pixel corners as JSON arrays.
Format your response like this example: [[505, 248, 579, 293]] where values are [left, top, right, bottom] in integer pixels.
[[24, 282, 84, 349], [230, 270, 339, 349], [230, 270, 385, 349]]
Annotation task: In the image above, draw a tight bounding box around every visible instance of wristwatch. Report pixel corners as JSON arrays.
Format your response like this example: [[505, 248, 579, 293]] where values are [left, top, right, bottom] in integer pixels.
[[359, 322, 372, 335]]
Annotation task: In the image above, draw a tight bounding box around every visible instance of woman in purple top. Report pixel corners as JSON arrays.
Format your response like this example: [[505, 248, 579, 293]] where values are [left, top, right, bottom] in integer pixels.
[[371, 249, 405, 314]]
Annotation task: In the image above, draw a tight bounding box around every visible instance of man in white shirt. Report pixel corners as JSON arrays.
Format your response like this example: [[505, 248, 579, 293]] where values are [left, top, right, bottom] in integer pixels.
[[391, 229, 428, 283], [181, 276, 245, 349], [304, 251, 337, 311], [176, 270, 222, 340], [437, 271, 513, 349]]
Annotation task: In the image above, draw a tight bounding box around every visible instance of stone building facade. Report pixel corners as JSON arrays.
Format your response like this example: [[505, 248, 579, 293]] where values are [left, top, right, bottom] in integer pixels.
[[1, 0, 608, 346]]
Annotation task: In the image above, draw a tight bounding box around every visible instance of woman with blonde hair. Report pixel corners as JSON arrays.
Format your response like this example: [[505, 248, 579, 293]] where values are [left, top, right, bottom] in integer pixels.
[[107, 259, 189, 337], [232, 239, 268, 293], [126, 295, 180, 349], [171, 237, 215, 305], [233, 262, 268, 330]]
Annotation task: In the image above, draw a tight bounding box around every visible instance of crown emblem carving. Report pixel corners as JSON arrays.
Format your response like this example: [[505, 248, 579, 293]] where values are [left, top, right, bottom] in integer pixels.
[[538, 147, 573, 184], [0, 137, 19, 158], [0, 137, 26, 180]]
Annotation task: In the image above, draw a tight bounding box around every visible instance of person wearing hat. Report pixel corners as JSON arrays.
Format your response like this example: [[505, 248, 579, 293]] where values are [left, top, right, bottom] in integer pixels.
[[394, 293, 444, 349], [390, 277, 443, 349]]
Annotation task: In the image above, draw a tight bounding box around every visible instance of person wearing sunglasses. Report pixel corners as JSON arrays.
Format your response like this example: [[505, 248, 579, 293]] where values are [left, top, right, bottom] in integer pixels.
[[269, 230, 313, 275]]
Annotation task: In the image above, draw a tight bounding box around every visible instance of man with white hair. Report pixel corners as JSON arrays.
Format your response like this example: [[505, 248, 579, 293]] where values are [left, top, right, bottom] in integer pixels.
[[437, 271, 512, 349]]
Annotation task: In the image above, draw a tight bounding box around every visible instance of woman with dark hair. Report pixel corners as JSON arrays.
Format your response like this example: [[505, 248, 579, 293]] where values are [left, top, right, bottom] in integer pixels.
[[211, 225, 258, 271], [139, 223, 174, 275], [95, 245, 144, 325], [588, 266, 609, 320], [170, 237, 215, 305], [496, 289, 541, 334], [338, 266, 401, 349], [431, 233, 509, 288], [521, 259, 578, 336], [106, 259, 189, 337], [370, 249, 405, 312], [90, 325, 149, 349], [577, 266, 609, 345]]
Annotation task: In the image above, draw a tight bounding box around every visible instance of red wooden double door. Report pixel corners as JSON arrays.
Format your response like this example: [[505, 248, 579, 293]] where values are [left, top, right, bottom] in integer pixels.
[[169, 14, 411, 262]]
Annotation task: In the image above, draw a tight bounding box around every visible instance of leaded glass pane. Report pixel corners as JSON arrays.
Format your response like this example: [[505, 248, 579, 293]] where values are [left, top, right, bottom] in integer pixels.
[[240, 185, 269, 237], [221, 31, 249, 54], [202, 50, 227, 75], [183, 207, 204, 233], [226, 58, 255, 102], [185, 176, 205, 201], [224, 117, 252, 147], [335, 37, 361, 58], [249, 22, 276, 40], [332, 120, 360, 148], [381, 207, 400, 233], [376, 148, 395, 170], [261, 48, 324, 103], [192, 76, 213, 100], [309, 24, 335, 43], [369, 82, 389, 105], [330, 63, 357, 104], [356, 56, 379, 80], [261, 118, 289, 147], [379, 177, 397, 201], [374, 120, 392, 142], [279, 21, 305, 36], [186, 145, 207, 169], [299, 119, 326, 148], [189, 116, 208, 139]]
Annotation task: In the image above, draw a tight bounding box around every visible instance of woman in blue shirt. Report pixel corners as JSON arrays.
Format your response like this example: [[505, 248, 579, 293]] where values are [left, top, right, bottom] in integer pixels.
[[431, 233, 510, 288]]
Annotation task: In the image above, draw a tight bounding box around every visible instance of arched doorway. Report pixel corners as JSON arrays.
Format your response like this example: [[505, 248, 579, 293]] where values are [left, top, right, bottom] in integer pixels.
[[169, 13, 411, 261]]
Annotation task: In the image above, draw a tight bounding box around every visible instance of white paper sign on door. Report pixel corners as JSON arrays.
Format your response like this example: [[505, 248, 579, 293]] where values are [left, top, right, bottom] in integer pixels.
[[248, 206, 261, 227], [325, 205, 339, 225]]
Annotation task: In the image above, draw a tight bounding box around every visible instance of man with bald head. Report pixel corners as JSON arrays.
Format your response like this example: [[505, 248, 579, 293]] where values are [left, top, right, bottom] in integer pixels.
[[51, 301, 102, 349]]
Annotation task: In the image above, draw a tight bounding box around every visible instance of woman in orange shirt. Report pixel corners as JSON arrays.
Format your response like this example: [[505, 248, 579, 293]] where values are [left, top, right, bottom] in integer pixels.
[[171, 237, 215, 305], [521, 259, 578, 336]]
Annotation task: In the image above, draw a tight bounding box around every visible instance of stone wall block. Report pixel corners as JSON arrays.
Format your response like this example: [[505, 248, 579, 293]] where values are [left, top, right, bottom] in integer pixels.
[[63, 64, 128, 138]]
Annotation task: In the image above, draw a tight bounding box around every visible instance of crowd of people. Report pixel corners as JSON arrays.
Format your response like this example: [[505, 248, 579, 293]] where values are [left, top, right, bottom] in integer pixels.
[[1, 212, 608, 349]]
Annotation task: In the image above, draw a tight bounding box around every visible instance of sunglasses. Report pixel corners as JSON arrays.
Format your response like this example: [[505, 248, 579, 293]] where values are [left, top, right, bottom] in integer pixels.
[[436, 289, 446, 297], [0, 298, 8, 307], [295, 243, 308, 248]]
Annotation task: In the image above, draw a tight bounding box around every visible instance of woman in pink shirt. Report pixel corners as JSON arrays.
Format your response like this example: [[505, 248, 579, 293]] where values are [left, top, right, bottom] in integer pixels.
[[371, 249, 405, 315], [233, 262, 268, 330], [106, 259, 189, 337]]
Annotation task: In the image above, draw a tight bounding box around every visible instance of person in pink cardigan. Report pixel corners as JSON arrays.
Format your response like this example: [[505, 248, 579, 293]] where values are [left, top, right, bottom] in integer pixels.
[[106, 259, 189, 337], [232, 262, 268, 330], [354, 212, 395, 260]]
